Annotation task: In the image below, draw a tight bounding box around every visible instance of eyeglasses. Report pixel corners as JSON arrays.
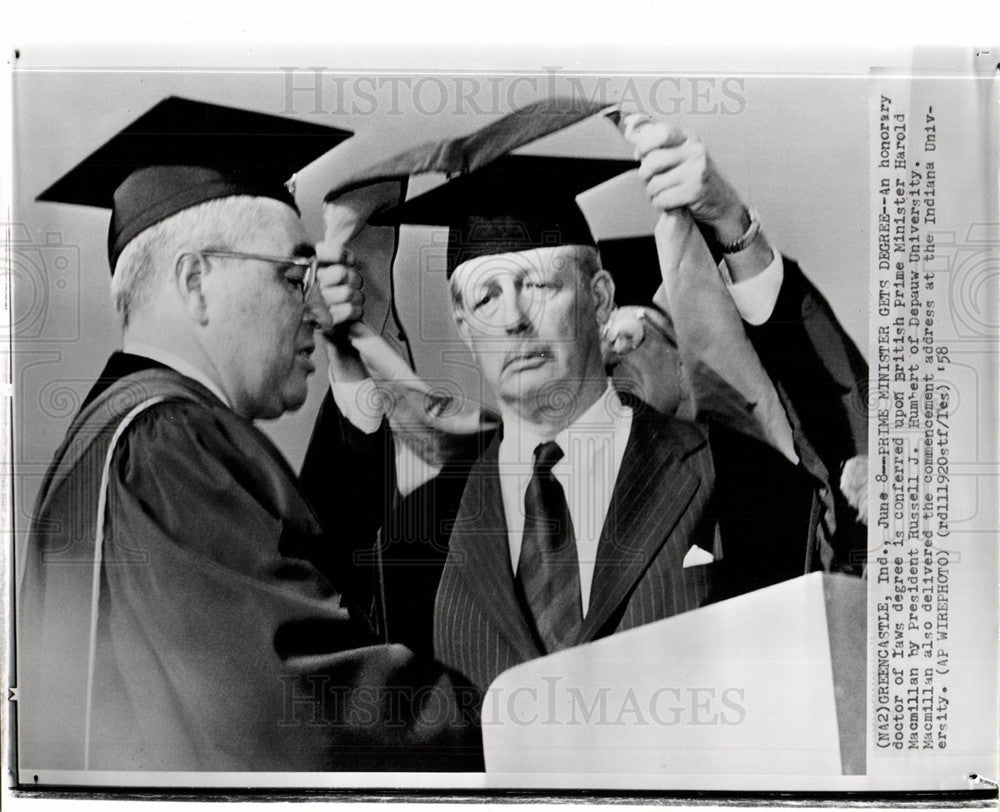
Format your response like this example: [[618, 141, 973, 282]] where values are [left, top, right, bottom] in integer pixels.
[[200, 250, 318, 301]]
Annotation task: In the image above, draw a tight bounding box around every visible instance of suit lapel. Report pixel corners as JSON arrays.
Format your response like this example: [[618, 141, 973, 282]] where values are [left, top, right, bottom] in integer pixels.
[[447, 434, 542, 663], [578, 408, 708, 644]]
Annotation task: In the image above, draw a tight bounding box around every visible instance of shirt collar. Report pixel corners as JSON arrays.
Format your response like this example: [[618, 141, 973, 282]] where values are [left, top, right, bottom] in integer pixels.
[[122, 341, 232, 408], [499, 382, 630, 466]]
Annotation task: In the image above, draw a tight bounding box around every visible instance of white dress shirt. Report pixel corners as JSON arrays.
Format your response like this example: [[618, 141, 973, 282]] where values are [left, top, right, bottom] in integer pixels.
[[498, 384, 632, 615]]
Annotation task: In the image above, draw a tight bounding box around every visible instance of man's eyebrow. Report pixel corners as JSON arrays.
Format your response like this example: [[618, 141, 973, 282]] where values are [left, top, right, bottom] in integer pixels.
[[470, 276, 503, 293]]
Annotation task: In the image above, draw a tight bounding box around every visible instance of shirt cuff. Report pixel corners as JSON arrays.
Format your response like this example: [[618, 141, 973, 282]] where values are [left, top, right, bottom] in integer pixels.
[[721, 249, 784, 326], [328, 370, 383, 435]]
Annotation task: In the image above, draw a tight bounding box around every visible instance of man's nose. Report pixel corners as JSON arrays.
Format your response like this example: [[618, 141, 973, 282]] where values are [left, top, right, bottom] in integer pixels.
[[498, 289, 532, 335], [302, 289, 325, 329]]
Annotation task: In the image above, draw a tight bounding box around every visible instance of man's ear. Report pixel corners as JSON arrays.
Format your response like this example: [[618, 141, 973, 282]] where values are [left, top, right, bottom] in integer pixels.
[[591, 268, 616, 326], [175, 253, 209, 324]]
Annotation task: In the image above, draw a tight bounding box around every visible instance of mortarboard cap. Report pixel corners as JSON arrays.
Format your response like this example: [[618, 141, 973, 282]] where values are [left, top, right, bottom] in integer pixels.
[[377, 153, 637, 277], [37, 96, 353, 272], [317, 97, 631, 278]]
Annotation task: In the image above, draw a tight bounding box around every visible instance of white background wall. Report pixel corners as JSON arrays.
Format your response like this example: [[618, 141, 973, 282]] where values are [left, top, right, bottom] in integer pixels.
[[10, 60, 891, 528]]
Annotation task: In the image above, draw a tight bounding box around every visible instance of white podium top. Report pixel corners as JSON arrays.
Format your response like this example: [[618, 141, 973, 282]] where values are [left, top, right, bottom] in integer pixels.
[[482, 572, 864, 776]]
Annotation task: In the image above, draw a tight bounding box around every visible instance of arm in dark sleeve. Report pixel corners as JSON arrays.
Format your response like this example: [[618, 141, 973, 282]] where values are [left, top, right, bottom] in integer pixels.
[[300, 389, 396, 625], [745, 258, 868, 471], [708, 423, 817, 595], [744, 259, 869, 573]]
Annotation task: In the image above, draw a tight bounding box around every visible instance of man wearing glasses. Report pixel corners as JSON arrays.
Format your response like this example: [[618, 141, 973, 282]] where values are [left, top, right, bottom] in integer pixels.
[[80, 226, 334, 419], [17, 98, 482, 774]]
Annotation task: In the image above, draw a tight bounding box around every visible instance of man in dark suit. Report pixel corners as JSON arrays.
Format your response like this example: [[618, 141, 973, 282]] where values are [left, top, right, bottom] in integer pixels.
[[304, 120, 866, 695], [432, 251, 815, 691]]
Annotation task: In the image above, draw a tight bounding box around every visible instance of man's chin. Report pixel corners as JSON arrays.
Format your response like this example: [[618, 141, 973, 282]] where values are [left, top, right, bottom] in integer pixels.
[[281, 386, 310, 415], [499, 366, 548, 398], [498, 369, 580, 415], [261, 381, 310, 420]]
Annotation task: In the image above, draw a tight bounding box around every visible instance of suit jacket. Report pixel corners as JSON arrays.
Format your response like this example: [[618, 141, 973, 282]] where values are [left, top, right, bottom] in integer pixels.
[[301, 258, 867, 688], [17, 354, 482, 773], [432, 404, 816, 693]]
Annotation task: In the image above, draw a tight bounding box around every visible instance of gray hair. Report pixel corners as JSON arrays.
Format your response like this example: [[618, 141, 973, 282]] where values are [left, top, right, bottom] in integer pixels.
[[110, 195, 282, 327]]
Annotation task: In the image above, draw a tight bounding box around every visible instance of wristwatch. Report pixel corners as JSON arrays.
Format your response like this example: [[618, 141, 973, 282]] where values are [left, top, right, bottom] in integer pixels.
[[718, 207, 760, 253]]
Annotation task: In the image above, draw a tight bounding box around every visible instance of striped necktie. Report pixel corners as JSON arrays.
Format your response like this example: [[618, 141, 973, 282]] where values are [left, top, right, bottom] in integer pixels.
[[516, 440, 583, 653]]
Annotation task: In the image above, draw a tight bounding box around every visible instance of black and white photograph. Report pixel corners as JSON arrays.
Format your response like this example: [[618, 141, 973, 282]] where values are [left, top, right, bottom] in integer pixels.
[[3, 10, 998, 805]]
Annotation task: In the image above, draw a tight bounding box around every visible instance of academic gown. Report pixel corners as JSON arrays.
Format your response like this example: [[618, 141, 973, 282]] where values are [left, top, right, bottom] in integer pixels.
[[16, 354, 483, 774]]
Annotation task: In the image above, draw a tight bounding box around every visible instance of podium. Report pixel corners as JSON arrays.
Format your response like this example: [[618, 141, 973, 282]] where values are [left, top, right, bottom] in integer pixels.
[[482, 573, 865, 775]]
